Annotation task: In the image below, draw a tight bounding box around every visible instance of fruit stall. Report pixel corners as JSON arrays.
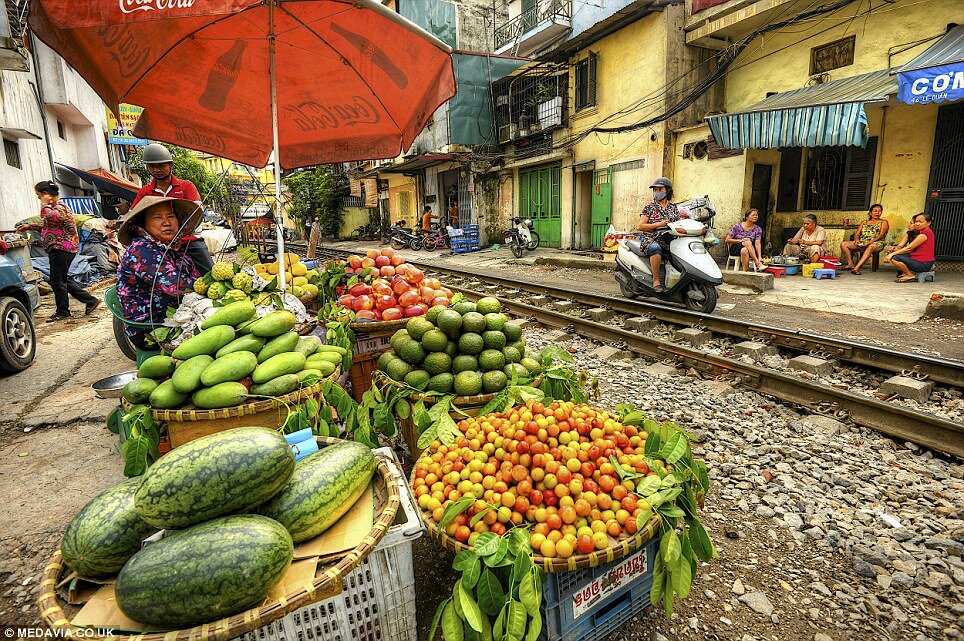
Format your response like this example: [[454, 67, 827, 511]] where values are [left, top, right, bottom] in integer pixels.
[[63, 247, 714, 641]]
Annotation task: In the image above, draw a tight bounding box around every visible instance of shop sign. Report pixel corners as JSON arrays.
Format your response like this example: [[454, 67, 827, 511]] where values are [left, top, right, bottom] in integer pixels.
[[107, 103, 148, 145], [898, 63, 964, 105], [571, 547, 649, 619]]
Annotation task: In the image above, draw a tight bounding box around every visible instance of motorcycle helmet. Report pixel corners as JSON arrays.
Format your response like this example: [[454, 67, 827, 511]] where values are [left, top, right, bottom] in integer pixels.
[[143, 143, 174, 165]]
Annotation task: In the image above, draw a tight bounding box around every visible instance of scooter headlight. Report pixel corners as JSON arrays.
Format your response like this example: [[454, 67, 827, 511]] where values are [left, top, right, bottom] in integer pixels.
[[688, 241, 707, 254], [524, 219, 533, 227]]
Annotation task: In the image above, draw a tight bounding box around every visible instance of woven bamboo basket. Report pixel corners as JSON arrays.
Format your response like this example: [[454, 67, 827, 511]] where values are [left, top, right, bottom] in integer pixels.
[[122, 368, 340, 447], [38, 439, 401, 640], [411, 455, 661, 572], [348, 317, 409, 334]]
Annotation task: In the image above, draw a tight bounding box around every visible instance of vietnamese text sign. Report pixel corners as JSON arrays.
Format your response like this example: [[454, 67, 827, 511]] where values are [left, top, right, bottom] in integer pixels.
[[898, 63, 964, 105], [107, 103, 148, 145], [571, 547, 649, 619]]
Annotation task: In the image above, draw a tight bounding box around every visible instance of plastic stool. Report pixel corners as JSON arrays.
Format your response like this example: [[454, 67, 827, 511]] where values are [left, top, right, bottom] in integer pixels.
[[813, 268, 836, 280], [725, 255, 741, 271], [917, 271, 936, 283], [764, 266, 787, 278]]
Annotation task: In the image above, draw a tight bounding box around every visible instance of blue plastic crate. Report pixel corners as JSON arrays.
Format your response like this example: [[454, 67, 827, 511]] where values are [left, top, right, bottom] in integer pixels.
[[539, 536, 658, 641]]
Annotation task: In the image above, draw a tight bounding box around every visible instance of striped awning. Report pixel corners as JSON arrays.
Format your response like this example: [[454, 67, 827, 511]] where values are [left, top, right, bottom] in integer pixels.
[[61, 197, 98, 215], [706, 70, 897, 149], [896, 25, 964, 74], [895, 26, 964, 105]]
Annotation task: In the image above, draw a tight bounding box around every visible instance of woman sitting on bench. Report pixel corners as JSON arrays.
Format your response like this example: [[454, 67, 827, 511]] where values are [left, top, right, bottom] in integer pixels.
[[841, 203, 888, 275], [884, 212, 935, 283]]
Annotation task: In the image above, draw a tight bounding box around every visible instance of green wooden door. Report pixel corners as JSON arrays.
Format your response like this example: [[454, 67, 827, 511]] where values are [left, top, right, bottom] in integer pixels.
[[590, 168, 612, 248], [519, 163, 562, 247]]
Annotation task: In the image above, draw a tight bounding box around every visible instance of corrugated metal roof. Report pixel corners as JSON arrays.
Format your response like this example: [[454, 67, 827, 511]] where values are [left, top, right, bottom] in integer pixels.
[[742, 69, 897, 113], [707, 102, 870, 150], [897, 25, 964, 74]]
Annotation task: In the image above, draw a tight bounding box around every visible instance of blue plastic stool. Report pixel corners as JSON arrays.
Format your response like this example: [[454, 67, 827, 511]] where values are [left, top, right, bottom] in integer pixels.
[[813, 268, 836, 280], [917, 271, 936, 283]]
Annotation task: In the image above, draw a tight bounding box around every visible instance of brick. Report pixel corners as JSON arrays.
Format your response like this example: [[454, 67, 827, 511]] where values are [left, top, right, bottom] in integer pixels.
[[734, 341, 778, 359], [788, 355, 835, 376], [624, 316, 657, 332], [881, 376, 934, 403], [587, 307, 615, 322], [543, 329, 572, 343], [591, 346, 632, 361], [644, 362, 679, 376], [674, 327, 712, 347], [551, 300, 579, 313]]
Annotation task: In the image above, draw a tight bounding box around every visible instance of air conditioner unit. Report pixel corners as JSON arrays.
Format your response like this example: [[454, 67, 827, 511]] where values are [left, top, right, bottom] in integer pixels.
[[498, 124, 517, 144], [495, 94, 509, 107]]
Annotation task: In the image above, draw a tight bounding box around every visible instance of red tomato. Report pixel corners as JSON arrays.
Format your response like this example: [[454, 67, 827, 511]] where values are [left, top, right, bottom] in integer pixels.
[[432, 297, 451, 308], [375, 294, 397, 311], [403, 304, 427, 317], [380, 266, 396, 278], [338, 294, 355, 308], [398, 289, 421, 307], [365, 249, 380, 259], [381, 307, 403, 321], [352, 295, 374, 312], [355, 309, 377, 320], [348, 256, 362, 268]]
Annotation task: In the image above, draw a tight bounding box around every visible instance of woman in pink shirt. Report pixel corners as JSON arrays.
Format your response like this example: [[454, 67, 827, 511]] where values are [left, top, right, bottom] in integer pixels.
[[884, 212, 935, 283]]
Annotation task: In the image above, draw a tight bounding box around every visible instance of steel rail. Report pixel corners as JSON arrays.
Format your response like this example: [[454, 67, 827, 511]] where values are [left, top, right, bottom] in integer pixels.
[[313, 247, 963, 388]]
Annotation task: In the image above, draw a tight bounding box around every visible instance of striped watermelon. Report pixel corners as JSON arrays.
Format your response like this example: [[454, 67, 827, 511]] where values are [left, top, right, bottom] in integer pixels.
[[259, 441, 375, 543], [135, 427, 295, 529], [115, 514, 293, 628], [60, 478, 158, 578]]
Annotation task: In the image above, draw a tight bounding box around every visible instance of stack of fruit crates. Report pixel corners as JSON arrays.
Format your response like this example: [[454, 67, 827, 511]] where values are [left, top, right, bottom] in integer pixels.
[[539, 536, 659, 641], [239, 447, 423, 641], [449, 225, 481, 254]]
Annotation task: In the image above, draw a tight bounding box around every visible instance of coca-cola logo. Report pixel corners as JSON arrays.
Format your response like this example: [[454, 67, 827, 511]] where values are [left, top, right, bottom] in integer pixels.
[[173, 124, 226, 153], [98, 23, 152, 78], [119, 0, 197, 14], [285, 97, 381, 132]]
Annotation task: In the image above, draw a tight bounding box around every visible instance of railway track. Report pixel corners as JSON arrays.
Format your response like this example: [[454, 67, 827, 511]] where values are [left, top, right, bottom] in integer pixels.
[[313, 245, 964, 459]]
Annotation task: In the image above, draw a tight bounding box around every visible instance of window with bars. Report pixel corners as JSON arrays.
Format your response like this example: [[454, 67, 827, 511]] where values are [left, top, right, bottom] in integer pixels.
[[574, 52, 597, 111], [57, 121, 66, 139], [801, 137, 878, 211], [3, 138, 21, 169]]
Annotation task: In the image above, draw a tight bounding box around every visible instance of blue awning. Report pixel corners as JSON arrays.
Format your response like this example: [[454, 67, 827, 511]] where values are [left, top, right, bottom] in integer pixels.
[[895, 26, 964, 105], [706, 70, 897, 149], [61, 197, 98, 215], [57, 164, 138, 201]]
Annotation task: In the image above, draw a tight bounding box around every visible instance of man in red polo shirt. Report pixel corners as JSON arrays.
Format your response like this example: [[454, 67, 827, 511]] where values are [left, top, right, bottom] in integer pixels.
[[131, 143, 213, 271]]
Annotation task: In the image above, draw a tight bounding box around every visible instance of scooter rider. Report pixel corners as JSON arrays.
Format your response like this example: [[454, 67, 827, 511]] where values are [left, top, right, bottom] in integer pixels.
[[637, 177, 680, 292]]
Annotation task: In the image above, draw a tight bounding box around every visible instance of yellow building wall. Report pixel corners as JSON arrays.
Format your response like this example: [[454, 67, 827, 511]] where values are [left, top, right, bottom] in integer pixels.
[[386, 175, 418, 228], [340, 207, 372, 238], [570, 11, 670, 233]]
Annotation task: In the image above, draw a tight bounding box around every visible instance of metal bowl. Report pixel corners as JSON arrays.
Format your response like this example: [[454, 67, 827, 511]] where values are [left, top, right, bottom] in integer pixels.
[[92, 371, 139, 399], [784, 256, 801, 265], [770, 255, 785, 265]]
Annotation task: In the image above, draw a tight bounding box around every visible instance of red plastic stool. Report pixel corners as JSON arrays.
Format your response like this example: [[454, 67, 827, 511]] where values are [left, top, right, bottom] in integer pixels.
[[764, 266, 787, 278]]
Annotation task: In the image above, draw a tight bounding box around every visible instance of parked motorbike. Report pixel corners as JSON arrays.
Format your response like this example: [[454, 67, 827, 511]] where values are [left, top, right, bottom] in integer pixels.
[[389, 224, 424, 251], [501, 217, 540, 258], [614, 197, 722, 313]]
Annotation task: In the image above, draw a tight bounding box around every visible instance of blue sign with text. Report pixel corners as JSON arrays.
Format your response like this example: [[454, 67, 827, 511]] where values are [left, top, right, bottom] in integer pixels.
[[898, 62, 964, 105]]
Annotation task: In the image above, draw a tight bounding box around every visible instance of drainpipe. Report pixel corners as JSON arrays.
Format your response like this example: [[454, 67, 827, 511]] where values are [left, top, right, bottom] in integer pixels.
[[875, 105, 888, 204], [28, 32, 56, 179]]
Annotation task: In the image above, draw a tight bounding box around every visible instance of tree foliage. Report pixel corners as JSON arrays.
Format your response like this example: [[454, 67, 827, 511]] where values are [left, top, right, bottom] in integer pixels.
[[127, 144, 240, 221], [283, 165, 349, 238]]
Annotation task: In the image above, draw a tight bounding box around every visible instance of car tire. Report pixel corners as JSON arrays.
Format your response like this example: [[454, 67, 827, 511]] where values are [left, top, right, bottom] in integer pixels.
[[0, 296, 36, 374], [113, 316, 138, 361]]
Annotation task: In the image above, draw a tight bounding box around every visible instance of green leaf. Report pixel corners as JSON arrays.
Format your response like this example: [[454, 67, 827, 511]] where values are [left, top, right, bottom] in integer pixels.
[[474, 532, 499, 557], [483, 539, 509, 567], [453, 550, 479, 572], [518, 572, 541, 617], [506, 529, 529, 557], [524, 613, 542, 641], [651, 554, 665, 606], [658, 504, 685, 519], [415, 400, 433, 431], [635, 509, 654, 532], [470, 506, 492, 528], [644, 431, 661, 457], [430, 598, 449, 641], [435, 412, 462, 446], [457, 581, 485, 633], [477, 389, 510, 417], [121, 435, 149, 478], [492, 605, 506, 641], [438, 497, 474, 531], [689, 520, 717, 562], [662, 529, 681, 564], [476, 570, 505, 616], [634, 474, 662, 497], [506, 601, 528, 640], [441, 600, 464, 641], [660, 432, 687, 463], [511, 551, 530, 584], [663, 577, 675, 618], [539, 345, 574, 366], [106, 406, 124, 435], [462, 557, 482, 590]]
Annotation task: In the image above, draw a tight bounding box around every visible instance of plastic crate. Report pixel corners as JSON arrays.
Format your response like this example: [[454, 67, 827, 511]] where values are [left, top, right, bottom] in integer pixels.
[[539, 535, 659, 641], [348, 350, 384, 402], [239, 448, 423, 641]]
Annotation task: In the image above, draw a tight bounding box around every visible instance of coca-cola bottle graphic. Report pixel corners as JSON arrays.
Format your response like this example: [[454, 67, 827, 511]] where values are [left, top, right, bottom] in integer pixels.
[[199, 40, 247, 112]]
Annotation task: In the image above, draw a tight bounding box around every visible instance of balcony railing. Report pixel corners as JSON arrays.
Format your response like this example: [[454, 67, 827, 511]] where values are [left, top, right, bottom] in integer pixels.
[[494, 0, 572, 52], [492, 62, 567, 145]]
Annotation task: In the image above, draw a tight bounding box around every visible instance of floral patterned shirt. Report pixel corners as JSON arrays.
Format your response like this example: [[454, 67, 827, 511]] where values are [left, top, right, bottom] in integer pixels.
[[117, 227, 199, 337], [727, 223, 762, 243], [639, 201, 680, 248], [32, 202, 80, 253]]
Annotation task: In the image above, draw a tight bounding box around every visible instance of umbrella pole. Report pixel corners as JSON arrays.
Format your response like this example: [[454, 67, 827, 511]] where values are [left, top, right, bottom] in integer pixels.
[[269, 0, 286, 292]]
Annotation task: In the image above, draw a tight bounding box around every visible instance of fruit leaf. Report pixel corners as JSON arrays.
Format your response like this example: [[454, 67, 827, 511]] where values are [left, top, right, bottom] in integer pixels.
[[470, 506, 492, 528], [524, 613, 542, 641], [457, 580, 485, 633], [476, 570, 505, 616], [689, 520, 717, 562], [106, 405, 124, 435], [511, 551, 530, 584], [506, 529, 529, 557], [453, 550, 479, 571], [660, 432, 687, 463], [121, 435, 149, 478], [658, 504, 685, 519], [506, 601, 528, 640], [462, 557, 482, 590], [441, 600, 464, 641], [474, 532, 500, 557], [519, 573, 541, 617], [438, 497, 474, 531], [662, 529, 681, 564]]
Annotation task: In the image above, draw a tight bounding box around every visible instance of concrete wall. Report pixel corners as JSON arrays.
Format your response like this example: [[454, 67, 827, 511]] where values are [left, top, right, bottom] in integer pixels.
[[387, 174, 418, 227], [339, 206, 371, 238]]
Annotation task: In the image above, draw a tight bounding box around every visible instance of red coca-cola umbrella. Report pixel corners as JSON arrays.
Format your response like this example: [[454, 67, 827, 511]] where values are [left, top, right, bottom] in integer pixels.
[[28, 0, 456, 287]]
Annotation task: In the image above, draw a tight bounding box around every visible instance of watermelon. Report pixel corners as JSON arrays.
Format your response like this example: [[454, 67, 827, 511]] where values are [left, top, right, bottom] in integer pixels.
[[135, 427, 295, 529], [60, 478, 159, 578], [259, 441, 375, 543], [115, 514, 293, 628]]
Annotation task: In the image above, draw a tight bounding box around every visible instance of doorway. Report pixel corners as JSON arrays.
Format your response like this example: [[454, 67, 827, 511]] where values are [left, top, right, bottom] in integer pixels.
[[590, 168, 613, 249], [519, 163, 562, 247], [927, 102, 964, 260], [750, 163, 773, 236], [574, 169, 593, 248]]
